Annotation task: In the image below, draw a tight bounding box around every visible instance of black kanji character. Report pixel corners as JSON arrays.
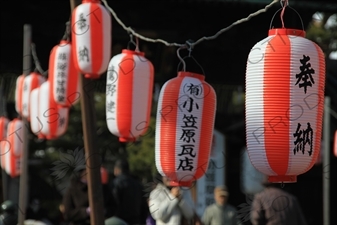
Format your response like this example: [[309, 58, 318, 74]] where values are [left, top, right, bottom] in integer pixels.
[[177, 157, 194, 171], [180, 129, 196, 143], [295, 55, 315, 94], [181, 114, 198, 128], [178, 144, 196, 157]]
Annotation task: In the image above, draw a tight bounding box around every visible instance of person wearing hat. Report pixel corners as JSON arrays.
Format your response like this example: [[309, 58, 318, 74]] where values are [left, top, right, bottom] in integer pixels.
[[202, 185, 242, 225]]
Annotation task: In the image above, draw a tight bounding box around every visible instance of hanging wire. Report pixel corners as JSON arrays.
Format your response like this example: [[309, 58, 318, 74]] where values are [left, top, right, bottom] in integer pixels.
[[269, 0, 304, 30], [62, 21, 71, 41], [280, 0, 289, 28], [31, 43, 45, 75], [176, 46, 187, 71], [101, 0, 280, 49]]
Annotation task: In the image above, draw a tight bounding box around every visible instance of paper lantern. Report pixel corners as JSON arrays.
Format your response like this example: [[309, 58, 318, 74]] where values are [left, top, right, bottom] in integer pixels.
[[245, 28, 325, 183], [71, 0, 112, 79], [106, 49, 154, 142], [48, 40, 81, 107], [14, 75, 25, 116], [155, 71, 216, 187], [0, 116, 9, 170], [3, 118, 23, 178], [30, 87, 45, 139], [100, 166, 108, 184], [333, 130, 337, 157], [22, 72, 46, 120], [39, 81, 69, 140]]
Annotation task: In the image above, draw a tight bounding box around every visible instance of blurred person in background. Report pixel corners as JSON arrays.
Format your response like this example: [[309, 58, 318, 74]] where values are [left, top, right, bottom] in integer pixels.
[[148, 173, 194, 225], [250, 180, 307, 225], [202, 185, 241, 225]]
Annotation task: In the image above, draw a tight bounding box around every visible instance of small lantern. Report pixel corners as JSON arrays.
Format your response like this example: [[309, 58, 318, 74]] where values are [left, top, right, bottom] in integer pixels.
[[48, 40, 81, 107], [14, 75, 25, 116], [39, 81, 69, 140], [3, 118, 23, 178], [0, 116, 9, 170], [106, 49, 154, 142], [22, 71, 46, 120], [30, 87, 45, 139], [155, 71, 216, 187], [71, 0, 112, 79], [245, 28, 325, 183]]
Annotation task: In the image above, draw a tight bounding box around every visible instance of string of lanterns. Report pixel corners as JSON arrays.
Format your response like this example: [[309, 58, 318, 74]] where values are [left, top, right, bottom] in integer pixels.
[[0, 0, 327, 185]]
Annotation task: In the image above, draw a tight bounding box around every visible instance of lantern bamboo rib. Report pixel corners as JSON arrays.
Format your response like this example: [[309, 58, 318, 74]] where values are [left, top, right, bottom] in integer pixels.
[[101, 0, 280, 48]]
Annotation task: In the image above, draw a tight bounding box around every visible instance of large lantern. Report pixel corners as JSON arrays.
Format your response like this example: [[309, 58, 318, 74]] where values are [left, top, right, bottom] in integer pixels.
[[245, 28, 325, 183], [71, 0, 112, 79], [22, 71, 46, 120], [0, 116, 9, 170], [106, 49, 154, 142], [3, 118, 23, 178], [48, 40, 81, 107], [30, 87, 45, 139], [14, 75, 25, 116], [155, 71, 216, 187], [39, 81, 69, 140]]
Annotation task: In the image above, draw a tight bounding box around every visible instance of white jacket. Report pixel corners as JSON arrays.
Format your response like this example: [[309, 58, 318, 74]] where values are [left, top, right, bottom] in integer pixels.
[[149, 183, 194, 225]]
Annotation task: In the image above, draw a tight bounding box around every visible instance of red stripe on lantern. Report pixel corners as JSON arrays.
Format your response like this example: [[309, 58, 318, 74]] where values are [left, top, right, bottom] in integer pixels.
[[0, 117, 9, 170], [158, 76, 183, 183], [263, 32, 291, 176], [6, 118, 23, 178], [15, 75, 25, 116], [90, 3, 103, 79]]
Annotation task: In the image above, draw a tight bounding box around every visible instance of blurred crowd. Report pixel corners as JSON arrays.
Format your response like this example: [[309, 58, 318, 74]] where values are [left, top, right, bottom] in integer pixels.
[[1, 158, 307, 225]]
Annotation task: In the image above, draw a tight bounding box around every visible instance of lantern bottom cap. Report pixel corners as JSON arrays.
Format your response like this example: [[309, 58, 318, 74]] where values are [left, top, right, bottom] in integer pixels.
[[119, 137, 136, 142], [268, 175, 297, 183], [84, 73, 100, 79], [169, 180, 193, 187]]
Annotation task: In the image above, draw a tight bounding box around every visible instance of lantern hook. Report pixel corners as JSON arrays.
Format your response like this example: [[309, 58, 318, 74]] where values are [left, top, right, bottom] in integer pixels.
[[281, 182, 285, 188], [62, 21, 71, 41], [186, 39, 194, 57], [127, 31, 139, 52], [176, 46, 187, 71], [280, 0, 289, 8], [269, 3, 304, 30]]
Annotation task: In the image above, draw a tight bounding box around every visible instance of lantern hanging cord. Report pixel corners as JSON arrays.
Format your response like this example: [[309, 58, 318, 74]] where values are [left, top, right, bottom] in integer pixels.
[[62, 21, 71, 41], [101, 0, 280, 49], [31, 43, 45, 75], [280, 0, 289, 28]]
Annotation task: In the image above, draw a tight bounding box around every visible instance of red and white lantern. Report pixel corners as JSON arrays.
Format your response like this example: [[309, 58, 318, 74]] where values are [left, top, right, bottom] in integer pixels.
[[0, 116, 9, 170], [48, 40, 81, 107], [245, 28, 325, 183], [39, 81, 69, 140], [3, 118, 23, 178], [22, 72, 46, 120], [155, 71, 216, 187], [30, 87, 45, 139], [14, 75, 25, 116], [71, 0, 112, 79], [106, 49, 154, 142]]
